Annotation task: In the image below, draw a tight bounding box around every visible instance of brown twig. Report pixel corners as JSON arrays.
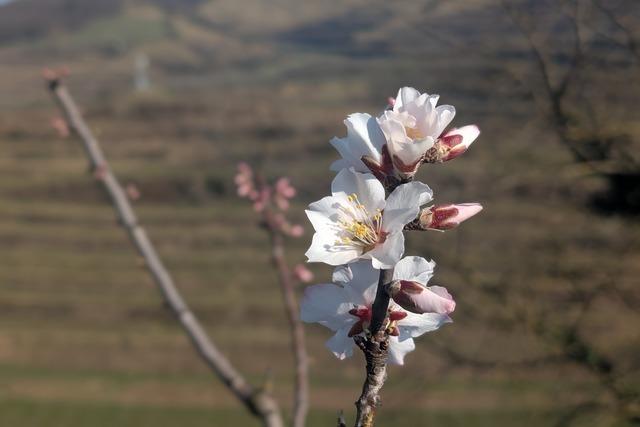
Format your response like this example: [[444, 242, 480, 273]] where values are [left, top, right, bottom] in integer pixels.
[[263, 208, 310, 427], [45, 75, 284, 427], [352, 261, 395, 427]]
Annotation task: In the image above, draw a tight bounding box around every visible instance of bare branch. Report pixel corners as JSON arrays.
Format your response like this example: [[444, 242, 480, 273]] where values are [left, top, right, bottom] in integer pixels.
[[45, 75, 284, 427], [592, 0, 640, 62], [263, 208, 310, 427]]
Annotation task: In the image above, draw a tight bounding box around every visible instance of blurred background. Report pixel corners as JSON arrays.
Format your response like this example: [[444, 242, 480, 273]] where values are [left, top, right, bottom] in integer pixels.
[[0, 0, 638, 426]]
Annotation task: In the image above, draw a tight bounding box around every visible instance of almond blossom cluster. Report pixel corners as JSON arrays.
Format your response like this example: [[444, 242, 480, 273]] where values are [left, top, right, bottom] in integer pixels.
[[300, 87, 482, 365]]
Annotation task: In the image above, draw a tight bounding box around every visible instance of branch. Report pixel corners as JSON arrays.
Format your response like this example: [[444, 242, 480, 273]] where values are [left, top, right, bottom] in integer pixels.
[[353, 269, 394, 427], [263, 210, 310, 427], [45, 75, 284, 427]]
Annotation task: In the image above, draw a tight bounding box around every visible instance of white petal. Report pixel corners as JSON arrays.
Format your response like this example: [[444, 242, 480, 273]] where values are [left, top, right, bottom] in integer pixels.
[[387, 336, 415, 365], [305, 209, 336, 234], [332, 264, 353, 285], [386, 181, 433, 211], [378, 112, 412, 146], [383, 182, 432, 232], [305, 232, 361, 265], [368, 232, 404, 269], [343, 260, 380, 306], [329, 113, 386, 173], [397, 312, 452, 341], [394, 87, 421, 111], [392, 256, 435, 284], [329, 156, 352, 173], [434, 105, 456, 136], [331, 168, 385, 214], [300, 283, 353, 331], [426, 94, 440, 109], [326, 325, 356, 360], [393, 136, 435, 165]]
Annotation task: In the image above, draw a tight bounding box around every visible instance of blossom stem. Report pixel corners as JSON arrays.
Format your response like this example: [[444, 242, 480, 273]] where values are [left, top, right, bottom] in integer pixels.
[[353, 268, 393, 427], [369, 269, 394, 336]]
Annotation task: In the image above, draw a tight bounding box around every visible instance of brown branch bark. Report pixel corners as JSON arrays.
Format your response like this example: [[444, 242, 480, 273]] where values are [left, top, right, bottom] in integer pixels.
[[352, 268, 394, 427], [263, 210, 310, 427], [45, 76, 284, 427]]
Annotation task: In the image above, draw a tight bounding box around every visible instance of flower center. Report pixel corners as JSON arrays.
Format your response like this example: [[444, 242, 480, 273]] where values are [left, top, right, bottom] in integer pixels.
[[405, 126, 425, 140], [336, 194, 383, 250]]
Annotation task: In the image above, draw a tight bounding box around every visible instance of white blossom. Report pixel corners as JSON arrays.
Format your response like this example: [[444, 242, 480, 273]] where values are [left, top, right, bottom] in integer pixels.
[[377, 87, 456, 175], [300, 260, 451, 365], [305, 168, 432, 269]]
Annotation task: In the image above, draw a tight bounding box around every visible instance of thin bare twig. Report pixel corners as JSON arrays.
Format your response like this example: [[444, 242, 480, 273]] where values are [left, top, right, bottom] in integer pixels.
[[45, 75, 284, 427], [352, 250, 395, 427], [263, 208, 310, 427]]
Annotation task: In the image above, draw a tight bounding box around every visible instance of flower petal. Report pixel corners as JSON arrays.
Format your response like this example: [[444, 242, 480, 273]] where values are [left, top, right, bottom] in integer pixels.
[[331, 168, 386, 214], [305, 231, 361, 265], [300, 283, 353, 331], [383, 181, 433, 231], [387, 336, 416, 365], [342, 260, 380, 306], [326, 325, 356, 360], [394, 87, 421, 111], [397, 312, 452, 341], [392, 256, 435, 284], [368, 231, 404, 269], [330, 113, 387, 173], [434, 105, 456, 136]]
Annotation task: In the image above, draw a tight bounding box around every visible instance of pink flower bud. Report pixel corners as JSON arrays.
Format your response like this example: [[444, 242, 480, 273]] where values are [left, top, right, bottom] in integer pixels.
[[237, 162, 253, 175], [50, 117, 70, 138], [237, 183, 252, 197], [387, 96, 396, 107], [275, 195, 290, 211], [275, 177, 296, 199], [125, 183, 141, 201], [388, 281, 456, 315], [289, 224, 304, 237], [420, 203, 482, 230], [293, 264, 314, 283], [438, 125, 480, 162]]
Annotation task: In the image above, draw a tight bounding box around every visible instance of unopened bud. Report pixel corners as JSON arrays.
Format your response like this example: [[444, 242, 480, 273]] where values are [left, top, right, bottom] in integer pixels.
[[424, 125, 479, 163], [289, 224, 304, 237], [293, 264, 314, 283], [419, 203, 482, 231], [388, 280, 456, 315], [275, 177, 296, 199]]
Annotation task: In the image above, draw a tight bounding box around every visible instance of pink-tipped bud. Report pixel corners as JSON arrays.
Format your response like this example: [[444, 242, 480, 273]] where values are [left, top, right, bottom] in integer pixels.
[[125, 183, 141, 201], [275, 177, 296, 199], [293, 264, 314, 283], [50, 117, 70, 138], [237, 162, 253, 175], [237, 183, 252, 197], [275, 195, 290, 211], [388, 281, 456, 315], [424, 125, 479, 163], [419, 203, 483, 231], [289, 224, 304, 237], [387, 96, 396, 108]]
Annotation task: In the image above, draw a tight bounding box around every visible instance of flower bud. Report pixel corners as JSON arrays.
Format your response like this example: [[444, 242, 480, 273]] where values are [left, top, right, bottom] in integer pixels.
[[424, 125, 479, 163], [388, 280, 456, 314], [293, 264, 314, 283], [419, 203, 482, 231]]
